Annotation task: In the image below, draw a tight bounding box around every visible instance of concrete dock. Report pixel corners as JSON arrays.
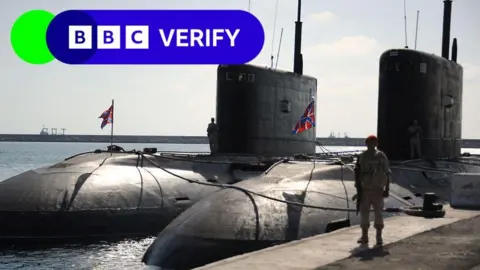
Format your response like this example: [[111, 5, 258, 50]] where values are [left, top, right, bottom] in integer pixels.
[[196, 207, 480, 270]]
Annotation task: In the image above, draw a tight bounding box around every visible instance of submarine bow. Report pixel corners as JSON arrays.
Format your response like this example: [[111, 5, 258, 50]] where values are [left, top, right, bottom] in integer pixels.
[[0, 152, 229, 239], [142, 162, 420, 269]]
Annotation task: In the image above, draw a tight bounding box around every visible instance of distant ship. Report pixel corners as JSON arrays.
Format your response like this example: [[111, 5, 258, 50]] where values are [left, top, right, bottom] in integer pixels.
[[39, 126, 65, 136]]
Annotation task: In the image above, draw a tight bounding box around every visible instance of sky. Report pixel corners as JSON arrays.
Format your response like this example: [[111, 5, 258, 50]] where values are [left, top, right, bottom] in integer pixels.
[[0, 0, 479, 138]]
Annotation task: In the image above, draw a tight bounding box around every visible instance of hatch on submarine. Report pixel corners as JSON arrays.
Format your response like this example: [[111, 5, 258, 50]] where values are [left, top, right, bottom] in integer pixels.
[[142, 0, 474, 269]]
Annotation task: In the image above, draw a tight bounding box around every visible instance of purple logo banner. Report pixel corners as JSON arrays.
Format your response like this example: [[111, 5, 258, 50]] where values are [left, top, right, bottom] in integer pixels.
[[46, 10, 265, 65]]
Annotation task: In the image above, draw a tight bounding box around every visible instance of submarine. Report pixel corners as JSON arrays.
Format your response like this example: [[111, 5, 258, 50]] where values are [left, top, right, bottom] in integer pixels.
[[0, 148, 290, 241], [0, 4, 318, 242], [142, 0, 477, 268], [2, 5, 326, 243], [0, 79, 327, 241]]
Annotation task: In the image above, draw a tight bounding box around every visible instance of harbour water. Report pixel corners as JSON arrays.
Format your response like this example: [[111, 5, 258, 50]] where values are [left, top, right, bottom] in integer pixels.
[[0, 142, 478, 269]]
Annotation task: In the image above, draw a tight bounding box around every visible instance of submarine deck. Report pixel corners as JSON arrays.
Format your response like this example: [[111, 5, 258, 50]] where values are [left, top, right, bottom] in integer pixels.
[[195, 206, 480, 270]]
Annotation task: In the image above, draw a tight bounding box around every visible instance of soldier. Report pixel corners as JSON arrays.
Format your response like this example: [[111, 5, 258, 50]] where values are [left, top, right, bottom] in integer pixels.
[[207, 117, 219, 154], [355, 135, 391, 245], [408, 120, 423, 159]]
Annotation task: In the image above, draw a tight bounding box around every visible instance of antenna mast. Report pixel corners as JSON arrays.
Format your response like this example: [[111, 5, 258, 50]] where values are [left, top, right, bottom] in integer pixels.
[[248, 0, 251, 12], [270, 0, 280, 68], [441, 0, 453, 59], [403, 0, 408, 48], [414, 10, 419, 49], [275, 28, 284, 69], [293, 0, 303, 74]]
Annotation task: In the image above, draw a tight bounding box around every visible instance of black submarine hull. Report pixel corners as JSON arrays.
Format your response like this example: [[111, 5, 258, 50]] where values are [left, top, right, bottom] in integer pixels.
[[142, 161, 431, 269], [0, 150, 270, 241]]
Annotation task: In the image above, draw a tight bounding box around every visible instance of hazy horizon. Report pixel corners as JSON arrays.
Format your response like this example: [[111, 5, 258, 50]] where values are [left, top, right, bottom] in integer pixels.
[[1, 0, 478, 138]]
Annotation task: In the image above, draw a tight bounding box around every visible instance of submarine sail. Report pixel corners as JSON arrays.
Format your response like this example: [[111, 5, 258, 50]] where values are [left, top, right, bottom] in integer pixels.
[[377, 0, 463, 160], [216, 0, 315, 157], [216, 65, 316, 156]]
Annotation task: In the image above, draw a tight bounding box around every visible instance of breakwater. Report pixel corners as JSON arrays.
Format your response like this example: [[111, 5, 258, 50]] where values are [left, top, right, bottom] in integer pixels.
[[1, 134, 480, 148]]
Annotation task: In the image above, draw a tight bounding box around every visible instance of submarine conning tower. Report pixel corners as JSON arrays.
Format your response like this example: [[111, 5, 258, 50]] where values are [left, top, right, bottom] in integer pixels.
[[216, 65, 317, 156], [215, 0, 317, 156], [377, 0, 463, 160]]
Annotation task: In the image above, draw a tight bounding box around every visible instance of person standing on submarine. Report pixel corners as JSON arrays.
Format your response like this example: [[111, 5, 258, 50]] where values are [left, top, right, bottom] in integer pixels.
[[408, 119, 423, 159], [207, 117, 219, 155], [355, 135, 391, 245]]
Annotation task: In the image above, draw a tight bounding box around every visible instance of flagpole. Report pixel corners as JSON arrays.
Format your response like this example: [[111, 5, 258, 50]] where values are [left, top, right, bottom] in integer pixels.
[[312, 98, 316, 170], [110, 99, 114, 153]]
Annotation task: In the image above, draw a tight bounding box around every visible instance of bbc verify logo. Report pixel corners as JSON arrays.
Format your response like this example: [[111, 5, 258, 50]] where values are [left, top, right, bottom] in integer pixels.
[[69, 25, 240, 49], [12, 9, 265, 65], [68, 26, 149, 49]]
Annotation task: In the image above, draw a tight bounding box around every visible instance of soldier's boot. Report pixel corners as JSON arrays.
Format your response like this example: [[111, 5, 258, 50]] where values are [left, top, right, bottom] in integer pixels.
[[375, 228, 383, 246], [357, 227, 369, 244]]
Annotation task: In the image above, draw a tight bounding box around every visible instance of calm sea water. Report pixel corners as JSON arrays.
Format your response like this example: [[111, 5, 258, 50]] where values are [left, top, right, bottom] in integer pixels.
[[0, 142, 478, 269]]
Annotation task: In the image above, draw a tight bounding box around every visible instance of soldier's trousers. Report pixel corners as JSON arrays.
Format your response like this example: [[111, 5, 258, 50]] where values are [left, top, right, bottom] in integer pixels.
[[208, 134, 218, 153], [359, 188, 384, 230], [410, 138, 422, 159]]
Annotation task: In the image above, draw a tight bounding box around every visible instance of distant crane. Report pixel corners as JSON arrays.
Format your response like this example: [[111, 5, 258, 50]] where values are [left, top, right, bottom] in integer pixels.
[[61, 128, 66, 135], [328, 131, 350, 138]]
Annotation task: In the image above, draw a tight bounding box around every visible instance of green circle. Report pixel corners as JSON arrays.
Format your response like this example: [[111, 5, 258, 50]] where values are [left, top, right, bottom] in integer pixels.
[[11, 10, 55, 64]]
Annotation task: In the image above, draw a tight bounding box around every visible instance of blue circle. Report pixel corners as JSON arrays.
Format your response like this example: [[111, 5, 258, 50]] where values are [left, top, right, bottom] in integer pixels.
[[46, 10, 97, 64]]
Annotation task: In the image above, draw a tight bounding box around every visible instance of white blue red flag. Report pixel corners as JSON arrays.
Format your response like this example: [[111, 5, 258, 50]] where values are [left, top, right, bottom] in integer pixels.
[[292, 99, 315, 134], [99, 105, 113, 129]]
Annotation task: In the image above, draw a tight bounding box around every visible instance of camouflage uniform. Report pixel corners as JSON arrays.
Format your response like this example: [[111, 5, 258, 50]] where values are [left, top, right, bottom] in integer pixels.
[[356, 148, 391, 244]]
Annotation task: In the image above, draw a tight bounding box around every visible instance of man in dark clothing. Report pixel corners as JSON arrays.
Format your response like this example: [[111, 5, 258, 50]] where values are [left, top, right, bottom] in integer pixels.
[[207, 117, 218, 154], [408, 120, 423, 159]]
